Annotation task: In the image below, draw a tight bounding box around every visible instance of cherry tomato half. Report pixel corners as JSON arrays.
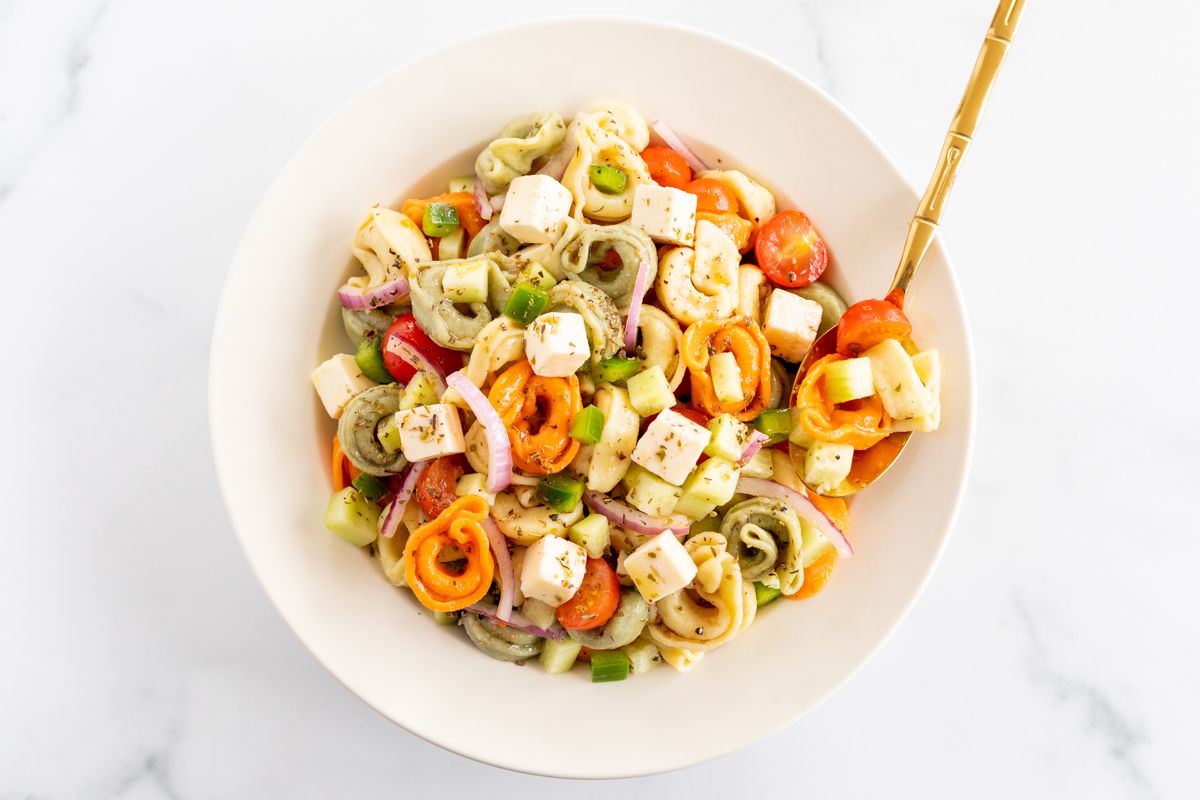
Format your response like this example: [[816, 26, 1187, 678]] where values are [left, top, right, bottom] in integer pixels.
[[414, 456, 464, 519], [684, 178, 737, 214], [556, 558, 620, 631], [754, 210, 829, 288], [836, 299, 912, 357], [382, 313, 464, 383], [641, 146, 693, 190]]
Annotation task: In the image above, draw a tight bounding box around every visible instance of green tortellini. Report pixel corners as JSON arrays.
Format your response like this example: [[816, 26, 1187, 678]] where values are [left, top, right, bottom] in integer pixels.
[[462, 613, 544, 662], [545, 281, 622, 367], [337, 384, 408, 476], [406, 253, 521, 351], [466, 219, 521, 258], [554, 219, 657, 310], [720, 497, 804, 596], [341, 306, 395, 347], [566, 590, 651, 650], [475, 111, 568, 195]]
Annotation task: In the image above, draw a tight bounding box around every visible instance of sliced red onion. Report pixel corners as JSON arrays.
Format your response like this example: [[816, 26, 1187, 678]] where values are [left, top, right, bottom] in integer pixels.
[[445, 371, 512, 493], [384, 337, 448, 395], [583, 490, 690, 536], [622, 260, 652, 352], [537, 114, 583, 181], [736, 477, 853, 558], [738, 431, 770, 465], [337, 275, 409, 310], [466, 602, 565, 640], [379, 460, 429, 538], [481, 516, 515, 622], [490, 192, 505, 213], [473, 176, 492, 221], [651, 118, 708, 173]]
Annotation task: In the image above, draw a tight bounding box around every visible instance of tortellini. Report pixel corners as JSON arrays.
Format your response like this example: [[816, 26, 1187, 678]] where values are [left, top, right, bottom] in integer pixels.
[[695, 169, 777, 227], [634, 306, 687, 390], [561, 109, 653, 222], [721, 497, 804, 596], [585, 102, 651, 152], [341, 306, 395, 347], [441, 316, 525, 409], [647, 532, 757, 653], [491, 489, 584, 546], [375, 498, 427, 587], [466, 219, 521, 258], [337, 385, 408, 476], [348, 206, 431, 297], [554, 219, 657, 309], [545, 281, 622, 367], [407, 253, 520, 350], [569, 384, 639, 492], [463, 613, 544, 662], [475, 111, 568, 195], [566, 590, 651, 650], [654, 219, 740, 325]]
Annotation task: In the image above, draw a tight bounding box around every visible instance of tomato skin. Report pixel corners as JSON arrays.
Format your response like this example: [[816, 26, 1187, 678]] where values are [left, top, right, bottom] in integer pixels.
[[754, 210, 829, 288], [836, 299, 912, 357], [414, 456, 464, 518], [382, 313, 464, 383], [641, 146, 693, 190], [683, 178, 737, 214], [556, 558, 620, 631]]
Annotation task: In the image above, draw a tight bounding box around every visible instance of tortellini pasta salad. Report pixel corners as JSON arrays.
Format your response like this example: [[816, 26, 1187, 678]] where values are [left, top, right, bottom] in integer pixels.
[[311, 103, 944, 682]]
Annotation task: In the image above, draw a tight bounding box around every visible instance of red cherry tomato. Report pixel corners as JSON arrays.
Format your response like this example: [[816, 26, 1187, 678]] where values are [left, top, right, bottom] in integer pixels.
[[556, 558, 620, 631], [641, 146, 693, 190], [382, 313, 464, 383], [683, 178, 737, 214], [414, 456, 464, 518], [836, 299, 912, 357], [754, 210, 829, 288]]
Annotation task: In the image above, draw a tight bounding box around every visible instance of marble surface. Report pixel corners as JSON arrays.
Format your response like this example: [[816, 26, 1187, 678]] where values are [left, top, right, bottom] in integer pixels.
[[2, 0, 1197, 796]]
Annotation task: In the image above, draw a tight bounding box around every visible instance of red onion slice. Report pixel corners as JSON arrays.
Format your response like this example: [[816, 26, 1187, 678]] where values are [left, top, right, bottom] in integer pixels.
[[445, 371, 512, 493], [536, 114, 583, 181], [622, 260, 652, 352], [736, 477, 853, 558], [583, 490, 690, 536], [384, 338, 448, 395], [738, 431, 770, 465], [481, 516, 515, 622], [337, 275, 410, 310], [651, 118, 708, 173], [466, 602, 565, 640], [379, 460, 429, 538], [473, 176, 492, 221]]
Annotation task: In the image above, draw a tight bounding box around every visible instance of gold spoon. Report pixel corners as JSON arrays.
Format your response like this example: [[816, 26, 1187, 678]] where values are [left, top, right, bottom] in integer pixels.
[[790, 0, 1025, 497]]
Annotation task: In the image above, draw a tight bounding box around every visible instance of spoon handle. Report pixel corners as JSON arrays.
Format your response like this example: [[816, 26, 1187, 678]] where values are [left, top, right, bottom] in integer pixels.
[[888, 0, 1025, 299]]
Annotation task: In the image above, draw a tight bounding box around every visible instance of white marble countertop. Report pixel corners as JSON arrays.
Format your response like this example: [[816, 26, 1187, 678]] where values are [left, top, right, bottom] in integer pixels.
[[2, 0, 1197, 796]]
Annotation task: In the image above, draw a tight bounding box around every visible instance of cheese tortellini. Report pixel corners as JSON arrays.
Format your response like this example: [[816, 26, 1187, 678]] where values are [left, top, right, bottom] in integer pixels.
[[554, 219, 657, 309], [441, 316, 525, 408], [491, 488, 584, 546], [569, 384, 639, 492], [696, 169, 777, 228], [347, 206, 431, 299], [475, 111, 568, 195], [561, 106, 653, 222], [634, 306, 687, 391], [721, 497, 804, 596], [647, 532, 757, 653], [406, 253, 520, 351], [654, 219, 740, 325]]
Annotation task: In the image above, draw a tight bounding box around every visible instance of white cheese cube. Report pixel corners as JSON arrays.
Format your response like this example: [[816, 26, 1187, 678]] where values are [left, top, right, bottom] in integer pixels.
[[520, 534, 588, 607], [624, 531, 698, 604], [310, 353, 376, 418], [762, 289, 823, 362], [630, 183, 697, 246], [631, 408, 713, 486], [524, 312, 590, 377], [804, 440, 854, 495], [864, 338, 932, 421], [497, 174, 573, 244], [892, 349, 941, 432], [393, 403, 466, 462]]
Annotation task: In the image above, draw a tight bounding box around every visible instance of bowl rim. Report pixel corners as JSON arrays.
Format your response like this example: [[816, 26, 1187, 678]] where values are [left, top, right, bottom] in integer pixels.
[[208, 14, 976, 778]]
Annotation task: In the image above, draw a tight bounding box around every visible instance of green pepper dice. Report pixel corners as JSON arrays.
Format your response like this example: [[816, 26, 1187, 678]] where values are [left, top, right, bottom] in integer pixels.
[[504, 282, 550, 325], [589, 650, 630, 682], [535, 474, 584, 513], [422, 202, 460, 237], [595, 355, 643, 383], [570, 405, 606, 445], [755, 408, 792, 445], [588, 164, 628, 195], [354, 336, 395, 384]]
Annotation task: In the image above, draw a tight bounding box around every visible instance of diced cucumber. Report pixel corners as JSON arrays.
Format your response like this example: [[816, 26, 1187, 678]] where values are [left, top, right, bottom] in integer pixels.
[[422, 202, 459, 237], [521, 598, 559, 631], [792, 281, 849, 338], [622, 637, 661, 676], [324, 487, 380, 546], [799, 518, 835, 568], [570, 405, 606, 444], [456, 472, 497, 506], [864, 338, 931, 421], [675, 457, 739, 520], [788, 407, 817, 449], [588, 164, 628, 195], [351, 473, 388, 503], [625, 365, 675, 416], [621, 465, 682, 517], [596, 355, 643, 383], [520, 260, 558, 291], [504, 282, 550, 325], [433, 610, 457, 625], [754, 409, 792, 445], [568, 513, 610, 559], [804, 440, 854, 493], [590, 650, 630, 682], [540, 637, 583, 674], [709, 352, 744, 404], [398, 371, 442, 410], [754, 581, 782, 607], [741, 448, 774, 479], [705, 414, 752, 460], [448, 175, 475, 194], [441, 258, 489, 304], [437, 227, 466, 261], [536, 474, 584, 513], [377, 412, 402, 454], [354, 336, 394, 384], [824, 356, 875, 404]]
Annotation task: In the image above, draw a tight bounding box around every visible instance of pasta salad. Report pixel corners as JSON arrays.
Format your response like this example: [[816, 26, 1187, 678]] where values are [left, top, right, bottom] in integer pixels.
[[311, 103, 942, 681]]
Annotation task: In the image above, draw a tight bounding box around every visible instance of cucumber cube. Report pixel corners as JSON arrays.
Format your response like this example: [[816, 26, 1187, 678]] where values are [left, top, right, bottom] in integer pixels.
[[621, 465, 682, 517], [824, 356, 874, 404], [377, 413, 402, 453], [448, 175, 475, 194], [740, 448, 774, 479], [708, 352, 744, 404], [622, 637, 661, 676], [864, 338, 932, 421], [788, 407, 817, 449], [705, 414, 752, 460], [799, 518, 835, 568], [540, 637, 583, 674], [398, 371, 443, 410], [675, 458, 739, 520], [520, 598, 559, 631], [324, 487, 380, 546], [625, 365, 675, 416], [456, 472, 497, 506], [441, 258, 489, 304], [520, 260, 558, 291], [804, 440, 854, 493], [437, 227, 466, 261], [568, 514, 611, 559]]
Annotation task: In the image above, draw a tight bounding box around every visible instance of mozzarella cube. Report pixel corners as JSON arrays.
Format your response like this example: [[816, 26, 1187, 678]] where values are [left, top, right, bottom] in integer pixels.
[[762, 289, 823, 362], [393, 403, 466, 463], [311, 353, 376, 418], [864, 338, 932, 421], [524, 312, 590, 377], [631, 408, 712, 486], [624, 531, 698, 604], [630, 183, 697, 246], [892, 349, 941, 432], [520, 534, 588, 607], [498, 174, 573, 244]]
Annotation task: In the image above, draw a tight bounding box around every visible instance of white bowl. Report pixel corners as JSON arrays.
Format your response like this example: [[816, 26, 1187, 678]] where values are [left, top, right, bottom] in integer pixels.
[[209, 18, 974, 779]]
